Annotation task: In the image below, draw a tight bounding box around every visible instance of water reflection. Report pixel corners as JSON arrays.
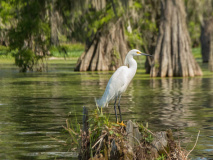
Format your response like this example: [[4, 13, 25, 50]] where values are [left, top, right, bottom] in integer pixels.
[[0, 61, 212, 159], [151, 78, 202, 128], [132, 77, 213, 159]]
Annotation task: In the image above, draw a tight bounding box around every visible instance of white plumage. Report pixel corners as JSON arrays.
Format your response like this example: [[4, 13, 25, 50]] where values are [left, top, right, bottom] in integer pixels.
[[96, 49, 152, 123], [96, 66, 129, 107]]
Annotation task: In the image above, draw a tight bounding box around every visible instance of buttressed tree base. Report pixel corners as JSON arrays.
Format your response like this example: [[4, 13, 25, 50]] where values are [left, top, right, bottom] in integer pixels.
[[151, 0, 203, 77]]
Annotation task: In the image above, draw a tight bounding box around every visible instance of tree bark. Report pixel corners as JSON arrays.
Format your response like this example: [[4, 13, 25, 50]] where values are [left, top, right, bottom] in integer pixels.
[[209, 30, 213, 72], [75, 19, 129, 71], [0, 20, 10, 46], [201, 18, 213, 63], [50, 0, 60, 45], [150, 0, 203, 77]]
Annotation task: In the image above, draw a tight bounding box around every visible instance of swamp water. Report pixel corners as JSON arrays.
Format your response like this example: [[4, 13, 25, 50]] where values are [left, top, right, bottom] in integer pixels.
[[0, 59, 212, 159]]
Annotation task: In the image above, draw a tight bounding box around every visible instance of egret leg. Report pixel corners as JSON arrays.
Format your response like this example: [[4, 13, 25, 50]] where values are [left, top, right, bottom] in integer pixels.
[[100, 107, 103, 115], [114, 97, 118, 123], [118, 95, 125, 127], [118, 95, 122, 122]]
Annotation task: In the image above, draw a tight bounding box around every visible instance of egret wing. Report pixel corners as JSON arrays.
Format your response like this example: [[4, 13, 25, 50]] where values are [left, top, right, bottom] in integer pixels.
[[105, 66, 128, 101], [96, 66, 129, 107]]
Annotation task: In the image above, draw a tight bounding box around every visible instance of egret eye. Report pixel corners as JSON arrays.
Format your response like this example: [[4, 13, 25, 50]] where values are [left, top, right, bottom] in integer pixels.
[[136, 51, 141, 54]]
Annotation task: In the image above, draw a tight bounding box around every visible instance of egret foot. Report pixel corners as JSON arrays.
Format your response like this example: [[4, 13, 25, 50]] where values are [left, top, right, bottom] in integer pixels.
[[117, 121, 126, 127]]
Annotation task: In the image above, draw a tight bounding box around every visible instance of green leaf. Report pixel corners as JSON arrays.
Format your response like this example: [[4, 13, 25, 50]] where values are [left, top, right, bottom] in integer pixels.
[[109, 130, 114, 135]]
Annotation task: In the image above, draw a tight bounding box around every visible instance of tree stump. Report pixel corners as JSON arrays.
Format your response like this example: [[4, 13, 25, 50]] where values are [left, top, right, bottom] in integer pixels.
[[74, 19, 129, 71], [78, 108, 188, 160], [150, 0, 203, 77]]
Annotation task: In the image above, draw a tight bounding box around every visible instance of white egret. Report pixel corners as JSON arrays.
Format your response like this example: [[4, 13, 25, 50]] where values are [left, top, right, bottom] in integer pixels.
[[96, 49, 152, 125]]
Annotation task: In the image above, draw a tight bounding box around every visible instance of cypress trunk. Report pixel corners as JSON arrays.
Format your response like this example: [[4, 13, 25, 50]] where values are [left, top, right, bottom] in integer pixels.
[[150, 0, 202, 77], [209, 28, 213, 72], [200, 18, 213, 66], [50, 0, 60, 46], [75, 19, 128, 71], [200, 19, 213, 63]]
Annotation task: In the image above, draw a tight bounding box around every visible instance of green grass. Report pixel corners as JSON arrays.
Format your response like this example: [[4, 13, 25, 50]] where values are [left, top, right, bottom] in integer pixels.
[[47, 58, 78, 65], [192, 47, 201, 59], [0, 45, 203, 59], [0, 58, 14, 64], [50, 50, 83, 57], [191, 47, 213, 77], [0, 43, 84, 59], [49, 43, 84, 58]]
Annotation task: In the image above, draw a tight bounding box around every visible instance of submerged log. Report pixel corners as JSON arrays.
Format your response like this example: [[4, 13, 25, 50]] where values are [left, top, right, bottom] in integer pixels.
[[78, 107, 188, 160]]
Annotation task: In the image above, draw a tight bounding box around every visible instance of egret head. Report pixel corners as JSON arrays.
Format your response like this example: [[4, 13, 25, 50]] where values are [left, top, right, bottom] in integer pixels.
[[125, 49, 152, 65], [128, 49, 152, 57]]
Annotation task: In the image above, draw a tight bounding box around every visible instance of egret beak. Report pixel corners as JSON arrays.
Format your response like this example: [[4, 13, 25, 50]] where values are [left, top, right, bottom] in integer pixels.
[[141, 53, 153, 57]]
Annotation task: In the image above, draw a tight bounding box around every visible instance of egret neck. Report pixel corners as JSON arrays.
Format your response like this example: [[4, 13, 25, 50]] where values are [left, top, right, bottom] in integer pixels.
[[125, 54, 137, 80]]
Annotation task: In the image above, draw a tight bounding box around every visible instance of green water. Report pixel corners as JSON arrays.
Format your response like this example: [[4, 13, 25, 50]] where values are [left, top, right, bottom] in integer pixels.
[[0, 59, 213, 159]]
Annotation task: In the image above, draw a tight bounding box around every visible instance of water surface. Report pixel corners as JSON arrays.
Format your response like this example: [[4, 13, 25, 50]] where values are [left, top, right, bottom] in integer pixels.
[[0, 59, 212, 159]]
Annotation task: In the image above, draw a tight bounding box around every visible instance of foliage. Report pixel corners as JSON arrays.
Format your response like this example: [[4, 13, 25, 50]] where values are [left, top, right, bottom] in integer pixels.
[[55, 0, 123, 45], [185, 0, 203, 47], [125, 29, 143, 49], [188, 21, 200, 47], [138, 122, 153, 143], [0, 0, 210, 72], [59, 0, 159, 53], [0, 45, 17, 59], [63, 108, 120, 154], [85, 2, 118, 40], [65, 109, 189, 159], [0, 1, 16, 46], [0, 45, 9, 56], [7, 0, 51, 72], [63, 116, 81, 151], [124, 0, 160, 54], [156, 154, 166, 160], [87, 108, 124, 150], [185, 0, 213, 47], [14, 49, 34, 72], [0, 1, 15, 27]]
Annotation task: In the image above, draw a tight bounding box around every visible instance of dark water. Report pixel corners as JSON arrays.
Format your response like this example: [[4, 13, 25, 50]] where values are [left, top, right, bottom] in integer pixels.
[[0, 60, 213, 159]]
